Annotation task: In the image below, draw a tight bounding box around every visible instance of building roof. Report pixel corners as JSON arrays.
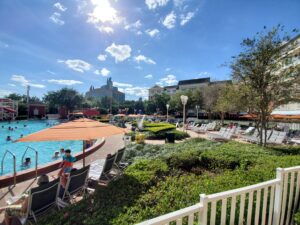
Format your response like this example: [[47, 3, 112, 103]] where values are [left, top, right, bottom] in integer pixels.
[[164, 85, 178, 89], [210, 80, 232, 85], [178, 77, 210, 86]]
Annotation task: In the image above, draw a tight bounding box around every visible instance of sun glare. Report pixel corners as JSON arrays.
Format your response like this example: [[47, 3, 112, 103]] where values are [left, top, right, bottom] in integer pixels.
[[88, 0, 120, 24]]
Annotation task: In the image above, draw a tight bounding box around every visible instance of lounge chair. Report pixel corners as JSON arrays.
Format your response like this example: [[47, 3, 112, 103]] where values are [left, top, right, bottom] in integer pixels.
[[207, 127, 226, 139], [58, 166, 90, 206], [113, 148, 128, 175], [13, 178, 60, 224], [88, 153, 116, 183], [210, 128, 235, 142]]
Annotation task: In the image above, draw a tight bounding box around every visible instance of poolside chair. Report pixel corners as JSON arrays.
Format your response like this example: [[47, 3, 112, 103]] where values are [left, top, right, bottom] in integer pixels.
[[113, 148, 128, 175], [196, 124, 208, 133], [207, 127, 226, 139], [211, 128, 235, 142], [14, 178, 60, 224], [273, 131, 287, 144], [267, 130, 280, 144], [58, 166, 90, 208], [88, 153, 116, 183]]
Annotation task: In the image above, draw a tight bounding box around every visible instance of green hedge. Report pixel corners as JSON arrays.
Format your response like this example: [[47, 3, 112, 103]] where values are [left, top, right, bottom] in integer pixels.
[[39, 138, 300, 225]]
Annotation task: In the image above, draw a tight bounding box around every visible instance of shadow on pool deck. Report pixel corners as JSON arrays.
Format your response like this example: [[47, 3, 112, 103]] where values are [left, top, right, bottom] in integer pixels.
[[0, 134, 125, 223]]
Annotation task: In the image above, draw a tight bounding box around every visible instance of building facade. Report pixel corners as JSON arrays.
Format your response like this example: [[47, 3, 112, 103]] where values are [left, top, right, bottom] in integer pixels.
[[149, 77, 231, 99], [86, 78, 125, 103], [274, 34, 300, 113]]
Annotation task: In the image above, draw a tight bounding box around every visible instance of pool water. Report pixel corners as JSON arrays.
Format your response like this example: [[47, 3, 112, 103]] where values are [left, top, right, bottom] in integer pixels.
[[0, 120, 82, 175]]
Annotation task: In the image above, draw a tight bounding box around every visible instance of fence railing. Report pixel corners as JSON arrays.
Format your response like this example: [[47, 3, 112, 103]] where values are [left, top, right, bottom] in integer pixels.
[[136, 165, 300, 225]]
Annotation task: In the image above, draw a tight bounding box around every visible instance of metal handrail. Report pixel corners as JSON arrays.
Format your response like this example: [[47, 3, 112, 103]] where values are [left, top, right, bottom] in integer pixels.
[[21, 146, 38, 178], [1, 150, 16, 186]]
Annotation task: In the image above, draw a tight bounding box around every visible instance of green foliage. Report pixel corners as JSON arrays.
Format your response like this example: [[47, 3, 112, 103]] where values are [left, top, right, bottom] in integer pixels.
[[200, 141, 275, 170], [40, 138, 300, 225], [295, 210, 300, 225]]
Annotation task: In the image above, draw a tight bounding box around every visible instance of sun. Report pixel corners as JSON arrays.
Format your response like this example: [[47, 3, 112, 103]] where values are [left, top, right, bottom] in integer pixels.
[[88, 0, 121, 24]]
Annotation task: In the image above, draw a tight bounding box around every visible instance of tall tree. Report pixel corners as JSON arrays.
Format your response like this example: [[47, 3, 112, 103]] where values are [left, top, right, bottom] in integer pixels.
[[43, 88, 83, 113], [214, 84, 245, 124], [231, 25, 300, 145], [202, 85, 223, 119]]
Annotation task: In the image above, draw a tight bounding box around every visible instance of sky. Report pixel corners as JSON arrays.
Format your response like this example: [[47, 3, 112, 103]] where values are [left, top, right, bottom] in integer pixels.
[[0, 0, 299, 100]]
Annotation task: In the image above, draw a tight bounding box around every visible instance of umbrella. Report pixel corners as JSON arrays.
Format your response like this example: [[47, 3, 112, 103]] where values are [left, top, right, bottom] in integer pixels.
[[17, 118, 126, 166]]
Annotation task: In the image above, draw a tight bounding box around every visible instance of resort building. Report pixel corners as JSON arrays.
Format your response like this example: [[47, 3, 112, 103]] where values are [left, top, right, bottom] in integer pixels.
[[86, 78, 125, 103], [149, 77, 231, 99], [0, 98, 18, 120], [274, 34, 300, 114]]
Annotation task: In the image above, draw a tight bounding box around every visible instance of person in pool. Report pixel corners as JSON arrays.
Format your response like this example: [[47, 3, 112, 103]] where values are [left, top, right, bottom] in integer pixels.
[[52, 151, 60, 159], [6, 136, 12, 141], [58, 149, 76, 175], [60, 148, 65, 156]]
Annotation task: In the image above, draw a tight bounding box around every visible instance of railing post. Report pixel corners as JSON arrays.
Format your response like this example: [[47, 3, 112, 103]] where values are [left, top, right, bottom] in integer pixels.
[[199, 194, 208, 225], [273, 168, 284, 225]]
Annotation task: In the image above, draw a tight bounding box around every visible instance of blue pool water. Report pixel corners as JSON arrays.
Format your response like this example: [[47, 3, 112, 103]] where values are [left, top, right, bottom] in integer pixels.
[[0, 120, 82, 175]]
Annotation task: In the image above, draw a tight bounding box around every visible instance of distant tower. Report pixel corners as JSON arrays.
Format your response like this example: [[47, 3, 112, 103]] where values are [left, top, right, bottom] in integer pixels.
[[107, 77, 113, 89]]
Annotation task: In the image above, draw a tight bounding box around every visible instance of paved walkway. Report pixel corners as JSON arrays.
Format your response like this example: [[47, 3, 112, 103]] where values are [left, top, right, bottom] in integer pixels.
[[0, 134, 125, 223]]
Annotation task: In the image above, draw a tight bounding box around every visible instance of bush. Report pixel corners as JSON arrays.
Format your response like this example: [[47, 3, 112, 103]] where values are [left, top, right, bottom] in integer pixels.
[[295, 210, 300, 225], [39, 138, 300, 225], [143, 124, 176, 133], [200, 141, 275, 170], [135, 133, 145, 144]]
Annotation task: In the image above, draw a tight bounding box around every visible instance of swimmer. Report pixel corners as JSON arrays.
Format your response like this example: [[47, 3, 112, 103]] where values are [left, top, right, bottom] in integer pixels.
[[24, 124, 27, 127], [60, 148, 65, 156], [52, 151, 60, 159], [6, 136, 12, 141], [20, 134, 23, 138], [23, 157, 31, 166]]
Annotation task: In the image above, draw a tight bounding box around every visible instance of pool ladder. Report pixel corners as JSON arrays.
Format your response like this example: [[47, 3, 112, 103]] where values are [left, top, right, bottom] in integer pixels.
[[1, 147, 38, 186]]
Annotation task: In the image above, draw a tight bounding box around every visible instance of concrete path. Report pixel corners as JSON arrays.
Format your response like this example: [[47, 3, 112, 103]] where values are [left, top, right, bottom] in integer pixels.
[[0, 134, 125, 223]]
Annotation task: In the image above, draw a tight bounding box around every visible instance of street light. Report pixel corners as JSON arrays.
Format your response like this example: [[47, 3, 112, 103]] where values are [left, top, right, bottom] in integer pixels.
[[196, 105, 200, 119], [166, 104, 170, 122], [180, 95, 188, 130]]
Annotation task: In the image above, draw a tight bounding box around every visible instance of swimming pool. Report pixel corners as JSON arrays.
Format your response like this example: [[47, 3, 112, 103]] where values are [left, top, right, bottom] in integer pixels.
[[0, 120, 82, 175]]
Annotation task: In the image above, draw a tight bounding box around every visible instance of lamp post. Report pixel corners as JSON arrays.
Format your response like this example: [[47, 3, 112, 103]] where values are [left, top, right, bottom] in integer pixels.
[[180, 95, 188, 130], [166, 104, 170, 122], [196, 105, 200, 119]]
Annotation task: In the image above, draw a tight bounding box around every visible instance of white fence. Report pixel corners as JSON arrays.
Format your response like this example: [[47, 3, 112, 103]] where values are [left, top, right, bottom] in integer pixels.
[[137, 166, 300, 225]]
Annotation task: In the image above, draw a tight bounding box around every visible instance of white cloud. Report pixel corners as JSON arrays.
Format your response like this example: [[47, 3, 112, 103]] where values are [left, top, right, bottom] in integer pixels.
[[165, 67, 171, 71], [0, 41, 9, 48], [113, 82, 133, 88], [125, 86, 149, 99], [145, 0, 169, 9], [113, 81, 149, 99], [125, 20, 142, 35], [125, 20, 142, 30], [53, 2, 67, 12], [173, 0, 186, 7], [58, 59, 92, 73], [105, 43, 132, 62], [180, 12, 195, 26], [144, 74, 153, 79], [198, 71, 211, 76], [10, 75, 45, 89], [162, 11, 176, 29], [97, 54, 107, 61], [134, 55, 156, 65], [48, 79, 83, 85], [96, 25, 114, 34], [8, 83, 16, 87], [0, 89, 11, 97], [49, 12, 64, 25], [47, 70, 56, 75], [145, 29, 160, 37], [156, 74, 178, 86], [94, 68, 111, 76], [87, 0, 121, 24], [135, 66, 143, 70]]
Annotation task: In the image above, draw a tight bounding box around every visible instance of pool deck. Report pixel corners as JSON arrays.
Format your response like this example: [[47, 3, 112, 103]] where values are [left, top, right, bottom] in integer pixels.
[[0, 133, 125, 224]]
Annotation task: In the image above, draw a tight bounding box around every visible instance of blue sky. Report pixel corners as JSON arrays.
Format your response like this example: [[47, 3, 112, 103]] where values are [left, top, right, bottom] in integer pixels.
[[0, 0, 299, 100]]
